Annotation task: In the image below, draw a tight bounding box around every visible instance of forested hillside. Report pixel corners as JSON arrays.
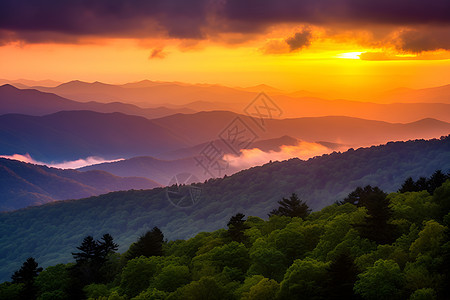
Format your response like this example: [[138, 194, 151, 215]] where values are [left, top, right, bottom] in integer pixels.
[[0, 136, 449, 283], [1, 176, 449, 299], [0, 158, 160, 211]]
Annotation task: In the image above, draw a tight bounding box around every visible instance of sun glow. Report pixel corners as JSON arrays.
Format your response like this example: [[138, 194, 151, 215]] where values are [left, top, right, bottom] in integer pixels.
[[336, 52, 363, 59]]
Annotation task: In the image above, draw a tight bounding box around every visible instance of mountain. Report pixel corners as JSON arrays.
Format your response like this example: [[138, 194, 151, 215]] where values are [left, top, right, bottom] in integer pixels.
[[0, 136, 449, 281], [78, 136, 303, 184], [29, 80, 450, 122], [0, 84, 195, 118], [152, 111, 450, 146], [0, 158, 160, 211], [0, 110, 190, 162], [160, 135, 300, 160], [0, 79, 61, 88], [1, 110, 449, 163], [376, 84, 450, 104]]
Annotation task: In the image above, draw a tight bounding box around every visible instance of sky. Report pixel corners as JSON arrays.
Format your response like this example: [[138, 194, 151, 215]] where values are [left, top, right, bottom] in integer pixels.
[[1, 0, 449, 98]]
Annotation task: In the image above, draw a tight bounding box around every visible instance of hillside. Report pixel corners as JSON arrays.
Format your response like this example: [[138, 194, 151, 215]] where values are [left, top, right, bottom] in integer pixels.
[[0, 136, 449, 282], [0, 84, 194, 118], [0, 158, 160, 211], [0, 110, 189, 161], [2, 110, 449, 163], [3, 179, 448, 299]]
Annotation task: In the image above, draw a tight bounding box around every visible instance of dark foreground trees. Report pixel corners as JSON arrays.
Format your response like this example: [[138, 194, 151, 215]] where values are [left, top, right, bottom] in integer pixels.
[[126, 226, 164, 260], [227, 213, 250, 243], [269, 193, 311, 219], [2, 173, 449, 300], [10, 257, 42, 300]]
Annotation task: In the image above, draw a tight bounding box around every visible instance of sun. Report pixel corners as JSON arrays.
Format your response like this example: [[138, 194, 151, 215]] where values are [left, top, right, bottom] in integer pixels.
[[336, 52, 363, 59]]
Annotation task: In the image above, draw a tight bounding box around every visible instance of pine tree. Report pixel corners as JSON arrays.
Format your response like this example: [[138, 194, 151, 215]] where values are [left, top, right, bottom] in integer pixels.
[[398, 177, 419, 193], [11, 257, 42, 300], [348, 187, 397, 244], [98, 233, 119, 259], [227, 213, 249, 243], [269, 193, 311, 218], [341, 185, 387, 207]]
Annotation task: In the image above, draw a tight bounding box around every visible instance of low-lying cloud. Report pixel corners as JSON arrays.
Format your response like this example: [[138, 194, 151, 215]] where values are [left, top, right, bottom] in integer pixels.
[[223, 140, 347, 170], [0, 153, 124, 169]]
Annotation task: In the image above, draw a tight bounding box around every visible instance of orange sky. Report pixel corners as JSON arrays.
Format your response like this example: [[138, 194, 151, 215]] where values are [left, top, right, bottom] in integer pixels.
[[1, 0, 450, 100]]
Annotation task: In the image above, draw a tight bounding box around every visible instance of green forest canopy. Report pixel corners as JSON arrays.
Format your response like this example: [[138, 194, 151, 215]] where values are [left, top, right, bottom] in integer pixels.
[[1, 173, 449, 300], [0, 136, 449, 283]]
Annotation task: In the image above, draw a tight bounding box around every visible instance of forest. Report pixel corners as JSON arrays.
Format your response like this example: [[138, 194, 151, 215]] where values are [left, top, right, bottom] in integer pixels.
[[1, 171, 449, 299], [0, 136, 449, 283]]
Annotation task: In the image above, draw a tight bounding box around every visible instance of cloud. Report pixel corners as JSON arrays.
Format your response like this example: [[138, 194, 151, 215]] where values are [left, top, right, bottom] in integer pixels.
[[285, 28, 312, 51], [359, 51, 450, 60], [397, 28, 450, 52], [0, 0, 449, 50], [0, 153, 124, 169], [223, 140, 347, 170], [149, 47, 167, 59]]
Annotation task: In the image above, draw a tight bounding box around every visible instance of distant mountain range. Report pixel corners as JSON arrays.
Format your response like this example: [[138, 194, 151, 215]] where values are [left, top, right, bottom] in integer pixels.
[[9, 80, 450, 122], [77, 135, 308, 184], [0, 136, 449, 282], [0, 158, 159, 211], [0, 110, 189, 161], [0, 84, 194, 118], [1, 110, 449, 163]]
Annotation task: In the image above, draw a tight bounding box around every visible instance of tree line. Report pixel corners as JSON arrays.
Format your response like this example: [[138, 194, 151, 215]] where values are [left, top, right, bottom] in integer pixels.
[[1, 170, 449, 299]]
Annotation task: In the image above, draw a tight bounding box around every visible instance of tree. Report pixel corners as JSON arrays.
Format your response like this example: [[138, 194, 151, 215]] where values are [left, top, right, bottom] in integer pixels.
[[35, 264, 70, 300], [172, 277, 228, 300], [399, 177, 420, 193], [353, 259, 404, 300], [11, 257, 43, 300], [242, 278, 279, 300], [227, 213, 250, 243], [278, 258, 328, 299], [427, 170, 449, 194], [325, 253, 361, 300], [347, 186, 397, 244], [98, 233, 119, 258], [68, 234, 119, 298], [126, 227, 164, 260], [72, 236, 98, 263], [269, 193, 311, 218], [151, 265, 190, 292], [341, 185, 387, 207]]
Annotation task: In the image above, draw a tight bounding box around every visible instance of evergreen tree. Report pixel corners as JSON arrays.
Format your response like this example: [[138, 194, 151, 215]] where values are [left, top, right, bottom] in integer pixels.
[[325, 253, 361, 300], [415, 177, 429, 192], [126, 227, 164, 260], [398, 177, 419, 193], [269, 193, 311, 218], [98, 233, 119, 259], [11, 257, 42, 300], [341, 185, 387, 207], [427, 170, 449, 194], [71, 235, 98, 263], [349, 187, 397, 244], [227, 213, 250, 243]]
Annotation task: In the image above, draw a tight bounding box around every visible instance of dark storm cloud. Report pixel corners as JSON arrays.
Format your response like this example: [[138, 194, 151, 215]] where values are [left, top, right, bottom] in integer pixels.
[[0, 0, 449, 46], [398, 28, 450, 52], [285, 29, 312, 51]]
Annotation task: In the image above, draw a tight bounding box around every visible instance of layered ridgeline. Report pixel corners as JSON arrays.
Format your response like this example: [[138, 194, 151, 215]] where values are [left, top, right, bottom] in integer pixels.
[[0, 158, 160, 211], [1, 109, 450, 162], [0, 136, 449, 282]]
